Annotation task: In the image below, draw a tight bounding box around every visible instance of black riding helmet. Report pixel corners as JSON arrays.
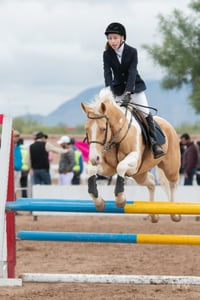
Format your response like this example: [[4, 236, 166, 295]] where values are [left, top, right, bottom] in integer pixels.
[[105, 22, 126, 40]]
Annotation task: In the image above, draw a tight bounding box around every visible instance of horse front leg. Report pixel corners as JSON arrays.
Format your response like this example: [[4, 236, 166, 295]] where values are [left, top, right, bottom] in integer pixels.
[[87, 165, 105, 210], [115, 152, 139, 208], [114, 175, 126, 208]]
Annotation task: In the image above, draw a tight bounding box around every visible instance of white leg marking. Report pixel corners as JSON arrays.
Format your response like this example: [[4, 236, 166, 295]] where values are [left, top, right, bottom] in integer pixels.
[[117, 152, 140, 177], [87, 165, 98, 177], [117, 120, 141, 177]]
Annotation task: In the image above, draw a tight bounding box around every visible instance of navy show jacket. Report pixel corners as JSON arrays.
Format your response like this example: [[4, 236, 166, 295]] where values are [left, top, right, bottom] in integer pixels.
[[103, 43, 146, 96]]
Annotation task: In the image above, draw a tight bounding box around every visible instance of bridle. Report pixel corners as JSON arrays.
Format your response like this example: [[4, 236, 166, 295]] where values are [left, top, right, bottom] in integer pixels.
[[84, 110, 133, 153], [84, 114, 110, 151]]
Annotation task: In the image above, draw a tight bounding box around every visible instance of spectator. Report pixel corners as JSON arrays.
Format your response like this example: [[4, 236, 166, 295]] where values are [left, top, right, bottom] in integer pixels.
[[13, 130, 22, 196], [41, 133, 55, 180], [57, 136, 75, 185], [29, 132, 71, 185], [180, 133, 198, 185], [196, 141, 200, 185], [179, 141, 186, 185], [70, 138, 84, 185], [18, 138, 29, 197]]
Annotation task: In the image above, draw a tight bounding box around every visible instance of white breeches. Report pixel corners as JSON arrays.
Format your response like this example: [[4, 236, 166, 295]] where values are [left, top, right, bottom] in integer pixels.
[[58, 172, 74, 185], [116, 91, 150, 116], [14, 170, 21, 192]]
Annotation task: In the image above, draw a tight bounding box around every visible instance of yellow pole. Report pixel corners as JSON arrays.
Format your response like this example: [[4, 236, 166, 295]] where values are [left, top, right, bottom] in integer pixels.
[[124, 201, 200, 215], [137, 234, 200, 245]]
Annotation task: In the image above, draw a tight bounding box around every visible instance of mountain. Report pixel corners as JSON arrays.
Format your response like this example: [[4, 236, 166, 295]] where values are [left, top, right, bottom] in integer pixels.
[[45, 85, 103, 127], [145, 81, 200, 126], [21, 80, 200, 127]]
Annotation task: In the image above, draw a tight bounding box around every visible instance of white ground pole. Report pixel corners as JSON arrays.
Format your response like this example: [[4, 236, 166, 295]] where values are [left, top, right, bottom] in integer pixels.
[[21, 273, 200, 285], [0, 116, 22, 286]]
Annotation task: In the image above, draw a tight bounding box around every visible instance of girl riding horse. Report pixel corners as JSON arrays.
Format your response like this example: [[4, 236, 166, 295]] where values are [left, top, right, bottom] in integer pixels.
[[103, 22, 165, 159]]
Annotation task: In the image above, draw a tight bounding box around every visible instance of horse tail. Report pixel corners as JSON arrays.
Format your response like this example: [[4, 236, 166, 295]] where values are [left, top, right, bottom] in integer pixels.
[[156, 167, 171, 199]]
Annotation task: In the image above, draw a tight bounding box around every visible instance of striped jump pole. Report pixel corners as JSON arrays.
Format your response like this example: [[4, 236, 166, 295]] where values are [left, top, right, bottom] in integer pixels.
[[17, 231, 200, 245], [6, 198, 200, 215]]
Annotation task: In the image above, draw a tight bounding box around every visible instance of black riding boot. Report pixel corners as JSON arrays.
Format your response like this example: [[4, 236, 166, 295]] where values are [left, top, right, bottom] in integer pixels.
[[146, 114, 165, 159]]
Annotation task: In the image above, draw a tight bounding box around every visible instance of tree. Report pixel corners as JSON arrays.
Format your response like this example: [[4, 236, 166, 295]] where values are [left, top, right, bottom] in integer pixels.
[[143, 0, 200, 113], [13, 117, 39, 133], [13, 116, 85, 135]]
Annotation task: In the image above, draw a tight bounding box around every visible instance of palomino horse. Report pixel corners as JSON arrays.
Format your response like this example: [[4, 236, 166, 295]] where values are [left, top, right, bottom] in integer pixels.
[[81, 88, 181, 223]]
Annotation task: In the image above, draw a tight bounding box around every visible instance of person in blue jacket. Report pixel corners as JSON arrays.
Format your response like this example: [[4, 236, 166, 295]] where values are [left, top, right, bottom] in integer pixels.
[[13, 130, 22, 195]]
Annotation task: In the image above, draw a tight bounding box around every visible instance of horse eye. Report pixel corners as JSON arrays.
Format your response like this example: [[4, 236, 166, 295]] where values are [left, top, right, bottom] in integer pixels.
[[100, 128, 106, 132]]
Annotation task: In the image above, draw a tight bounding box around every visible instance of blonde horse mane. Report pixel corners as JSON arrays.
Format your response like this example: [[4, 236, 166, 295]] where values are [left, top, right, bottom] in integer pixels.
[[87, 88, 117, 114]]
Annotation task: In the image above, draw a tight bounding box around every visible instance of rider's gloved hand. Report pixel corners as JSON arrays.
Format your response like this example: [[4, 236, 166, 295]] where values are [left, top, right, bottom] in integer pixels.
[[122, 93, 131, 105]]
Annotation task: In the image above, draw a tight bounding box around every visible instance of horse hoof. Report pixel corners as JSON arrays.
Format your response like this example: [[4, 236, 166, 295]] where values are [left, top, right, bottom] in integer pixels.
[[115, 193, 126, 208], [171, 214, 181, 222], [95, 198, 105, 211], [150, 214, 159, 223]]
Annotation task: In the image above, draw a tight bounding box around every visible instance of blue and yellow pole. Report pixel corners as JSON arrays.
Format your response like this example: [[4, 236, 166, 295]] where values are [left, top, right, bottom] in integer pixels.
[[17, 231, 200, 245], [6, 199, 200, 215]]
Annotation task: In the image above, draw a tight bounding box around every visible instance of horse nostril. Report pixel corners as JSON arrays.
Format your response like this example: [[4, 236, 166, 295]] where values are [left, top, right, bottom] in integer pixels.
[[90, 159, 96, 165], [90, 157, 100, 165]]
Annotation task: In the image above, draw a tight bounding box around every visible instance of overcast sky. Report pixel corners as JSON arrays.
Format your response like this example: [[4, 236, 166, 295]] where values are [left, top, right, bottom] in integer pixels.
[[0, 0, 191, 117]]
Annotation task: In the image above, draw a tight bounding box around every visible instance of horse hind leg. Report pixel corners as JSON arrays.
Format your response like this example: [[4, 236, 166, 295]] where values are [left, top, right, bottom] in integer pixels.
[[157, 167, 181, 222], [146, 172, 159, 223], [169, 181, 181, 222], [135, 172, 159, 223]]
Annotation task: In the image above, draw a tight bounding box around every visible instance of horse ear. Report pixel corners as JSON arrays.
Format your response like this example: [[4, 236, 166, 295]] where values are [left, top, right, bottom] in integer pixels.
[[81, 102, 88, 114], [100, 102, 106, 114]]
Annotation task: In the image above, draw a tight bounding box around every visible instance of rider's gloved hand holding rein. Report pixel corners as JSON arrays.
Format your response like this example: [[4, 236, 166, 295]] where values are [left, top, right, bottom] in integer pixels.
[[122, 92, 131, 104]]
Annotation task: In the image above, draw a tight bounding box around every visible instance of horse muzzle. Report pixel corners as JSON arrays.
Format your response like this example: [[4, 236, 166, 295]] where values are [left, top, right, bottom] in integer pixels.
[[90, 157, 101, 166]]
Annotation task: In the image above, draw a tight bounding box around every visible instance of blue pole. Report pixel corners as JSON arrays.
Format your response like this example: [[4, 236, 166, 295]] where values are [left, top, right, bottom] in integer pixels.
[[17, 231, 137, 243], [6, 199, 132, 213]]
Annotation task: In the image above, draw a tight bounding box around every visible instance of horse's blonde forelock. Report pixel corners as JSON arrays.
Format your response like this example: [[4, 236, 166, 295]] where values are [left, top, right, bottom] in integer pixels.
[[99, 87, 114, 102], [87, 87, 115, 114]]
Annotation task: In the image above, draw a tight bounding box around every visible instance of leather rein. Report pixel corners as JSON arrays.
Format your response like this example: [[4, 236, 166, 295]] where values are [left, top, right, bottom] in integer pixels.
[[84, 109, 133, 154]]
